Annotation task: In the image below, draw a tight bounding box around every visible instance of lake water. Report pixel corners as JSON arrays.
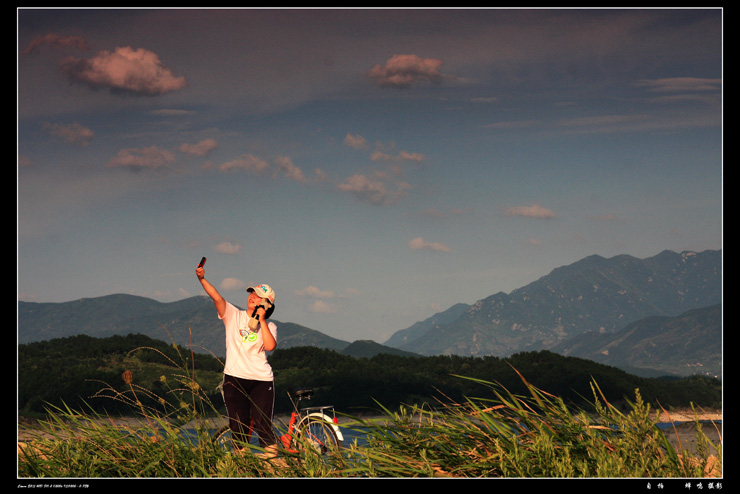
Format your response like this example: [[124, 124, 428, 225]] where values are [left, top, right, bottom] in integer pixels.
[[181, 419, 720, 452], [188, 424, 371, 448]]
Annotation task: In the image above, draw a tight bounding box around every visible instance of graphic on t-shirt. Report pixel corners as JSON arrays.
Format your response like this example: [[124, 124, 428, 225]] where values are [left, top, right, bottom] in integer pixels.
[[239, 328, 258, 343]]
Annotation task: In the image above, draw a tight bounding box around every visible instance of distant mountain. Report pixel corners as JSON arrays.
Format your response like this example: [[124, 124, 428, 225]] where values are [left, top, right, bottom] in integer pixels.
[[18, 294, 214, 344], [17, 249, 721, 376], [383, 302, 470, 349], [271, 321, 349, 352], [552, 304, 721, 378], [18, 294, 349, 358], [384, 250, 721, 363], [341, 340, 420, 358]]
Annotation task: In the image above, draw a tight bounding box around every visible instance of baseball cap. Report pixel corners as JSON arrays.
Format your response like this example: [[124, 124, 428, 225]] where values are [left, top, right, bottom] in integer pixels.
[[247, 284, 276, 306]]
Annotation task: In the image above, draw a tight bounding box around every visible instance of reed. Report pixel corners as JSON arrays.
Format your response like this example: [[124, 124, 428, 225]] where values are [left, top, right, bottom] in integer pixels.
[[338, 368, 722, 478], [18, 341, 721, 478], [17, 338, 343, 478]]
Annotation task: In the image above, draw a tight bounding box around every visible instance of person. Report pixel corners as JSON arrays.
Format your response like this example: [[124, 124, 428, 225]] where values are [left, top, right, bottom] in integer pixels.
[[196, 261, 279, 456]]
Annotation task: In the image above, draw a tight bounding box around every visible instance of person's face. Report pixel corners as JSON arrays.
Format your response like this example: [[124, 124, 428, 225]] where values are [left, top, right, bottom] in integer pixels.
[[247, 291, 264, 309]]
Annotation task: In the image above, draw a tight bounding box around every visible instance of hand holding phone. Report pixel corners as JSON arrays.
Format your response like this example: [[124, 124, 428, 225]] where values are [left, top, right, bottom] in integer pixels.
[[195, 257, 207, 280]]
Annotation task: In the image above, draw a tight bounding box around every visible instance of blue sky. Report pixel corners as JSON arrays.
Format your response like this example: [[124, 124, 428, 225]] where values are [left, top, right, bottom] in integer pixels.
[[17, 8, 722, 344]]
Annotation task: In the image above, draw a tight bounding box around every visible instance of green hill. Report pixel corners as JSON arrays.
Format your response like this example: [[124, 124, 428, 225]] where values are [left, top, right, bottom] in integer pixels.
[[18, 334, 721, 419]]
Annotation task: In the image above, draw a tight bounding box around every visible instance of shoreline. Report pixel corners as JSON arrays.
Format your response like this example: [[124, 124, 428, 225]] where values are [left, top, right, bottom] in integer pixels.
[[650, 409, 722, 424], [18, 408, 722, 441]]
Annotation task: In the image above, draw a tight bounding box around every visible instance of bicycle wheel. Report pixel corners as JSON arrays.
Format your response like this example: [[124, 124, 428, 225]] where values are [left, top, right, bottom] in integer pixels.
[[291, 415, 341, 456], [212, 425, 232, 448]]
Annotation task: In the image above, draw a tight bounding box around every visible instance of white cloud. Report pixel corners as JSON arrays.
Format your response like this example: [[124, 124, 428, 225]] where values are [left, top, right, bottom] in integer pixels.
[[368, 54, 453, 89], [309, 300, 336, 313], [23, 33, 89, 55], [61, 46, 187, 96], [504, 204, 556, 219], [295, 285, 340, 313], [43, 122, 94, 147], [338, 173, 408, 206], [218, 154, 270, 174], [213, 241, 242, 255], [180, 138, 218, 156], [399, 151, 425, 163], [106, 145, 175, 171], [344, 133, 367, 150], [371, 149, 425, 164], [635, 77, 721, 93], [296, 285, 337, 299], [220, 277, 246, 292], [274, 155, 306, 182], [407, 237, 451, 253]]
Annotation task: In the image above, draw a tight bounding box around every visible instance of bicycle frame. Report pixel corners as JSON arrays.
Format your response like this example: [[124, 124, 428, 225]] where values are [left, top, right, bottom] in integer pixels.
[[213, 385, 342, 453]]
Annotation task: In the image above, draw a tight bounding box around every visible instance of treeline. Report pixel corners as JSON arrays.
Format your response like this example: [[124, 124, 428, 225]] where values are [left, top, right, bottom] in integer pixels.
[[18, 334, 225, 416], [18, 334, 722, 418], [269, 346, 722, 414]]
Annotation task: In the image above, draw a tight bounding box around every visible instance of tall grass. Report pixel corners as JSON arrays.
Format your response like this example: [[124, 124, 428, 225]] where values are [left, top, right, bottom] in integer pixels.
[[18, 344, 721, 478], [17, 338, 341, 478], [339, 369, 722, 478]]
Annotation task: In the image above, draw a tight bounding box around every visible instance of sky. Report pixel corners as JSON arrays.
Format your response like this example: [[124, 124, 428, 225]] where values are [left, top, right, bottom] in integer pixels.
[[17, 8, 723, 345]]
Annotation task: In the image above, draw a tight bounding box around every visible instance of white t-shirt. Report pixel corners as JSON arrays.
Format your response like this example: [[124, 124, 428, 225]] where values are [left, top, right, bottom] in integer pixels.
[[220, 301, 277, 381]]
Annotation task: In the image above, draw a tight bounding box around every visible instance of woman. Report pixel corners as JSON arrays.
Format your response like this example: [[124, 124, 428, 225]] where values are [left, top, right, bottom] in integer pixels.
[[196, 261, 278, 454]]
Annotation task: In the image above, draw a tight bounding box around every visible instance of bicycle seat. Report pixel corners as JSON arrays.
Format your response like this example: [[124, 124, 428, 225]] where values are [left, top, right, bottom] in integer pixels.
[[292, 387, 314, 399]]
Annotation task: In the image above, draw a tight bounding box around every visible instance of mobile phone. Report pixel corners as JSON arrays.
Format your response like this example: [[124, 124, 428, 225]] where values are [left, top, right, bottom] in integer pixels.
[[198, 257, 207, 268]]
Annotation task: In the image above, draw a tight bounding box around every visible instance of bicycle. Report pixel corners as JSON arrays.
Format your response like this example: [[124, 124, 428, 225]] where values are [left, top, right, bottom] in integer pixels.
[[212, 386, 343, 457]]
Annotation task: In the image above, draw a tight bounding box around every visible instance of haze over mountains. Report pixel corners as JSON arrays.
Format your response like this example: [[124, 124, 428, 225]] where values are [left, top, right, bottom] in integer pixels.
[[18, 249, 721, 378]]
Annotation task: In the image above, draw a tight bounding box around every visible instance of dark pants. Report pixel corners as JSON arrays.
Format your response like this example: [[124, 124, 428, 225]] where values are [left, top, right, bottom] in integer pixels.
[[222, 374, 277, 448]]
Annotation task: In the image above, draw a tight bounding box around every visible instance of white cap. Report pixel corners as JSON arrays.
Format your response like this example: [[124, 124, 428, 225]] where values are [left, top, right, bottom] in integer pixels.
[[247, 284, 276, 306]]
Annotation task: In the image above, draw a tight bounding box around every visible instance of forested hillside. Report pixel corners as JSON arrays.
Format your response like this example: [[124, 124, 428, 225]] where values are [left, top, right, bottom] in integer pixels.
[[18, 334, 721, 418]]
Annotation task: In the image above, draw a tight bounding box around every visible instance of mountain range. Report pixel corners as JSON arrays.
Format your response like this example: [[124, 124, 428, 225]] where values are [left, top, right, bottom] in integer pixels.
[[17, 249, 721, 377], [388, 250, 721, 354]]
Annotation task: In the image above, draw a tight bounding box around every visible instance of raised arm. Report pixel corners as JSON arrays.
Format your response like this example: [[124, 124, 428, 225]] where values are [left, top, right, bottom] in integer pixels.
[[196, 264, 226, 318]]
